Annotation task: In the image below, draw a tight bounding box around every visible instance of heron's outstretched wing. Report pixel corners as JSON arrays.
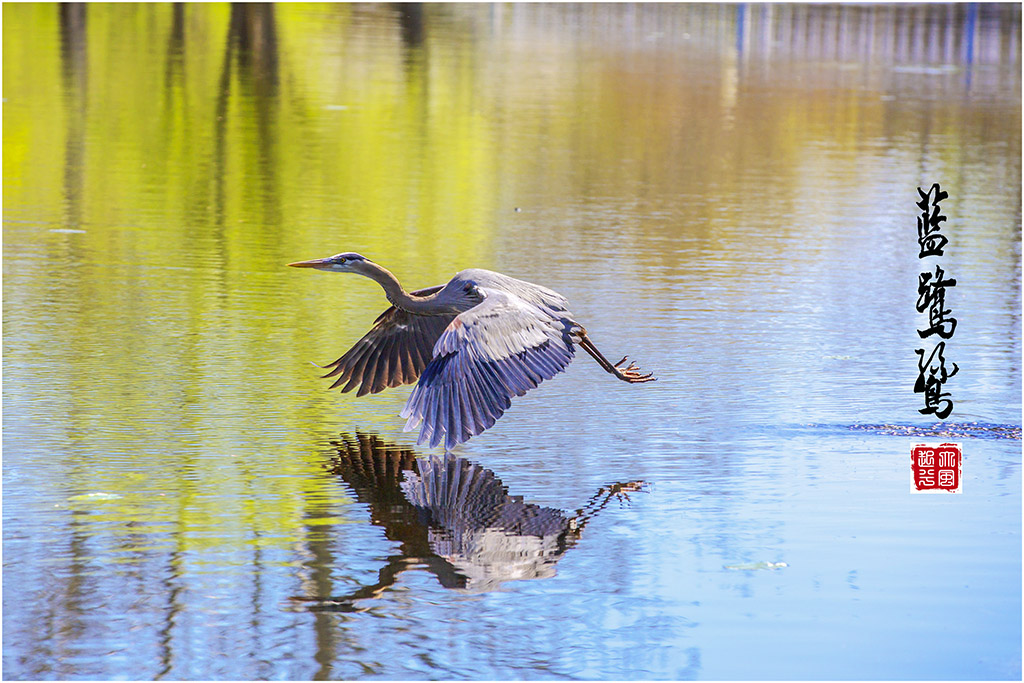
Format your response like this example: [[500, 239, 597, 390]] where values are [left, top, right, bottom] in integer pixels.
[[321, 286, 455, 397], [400, 288, 576, 449]]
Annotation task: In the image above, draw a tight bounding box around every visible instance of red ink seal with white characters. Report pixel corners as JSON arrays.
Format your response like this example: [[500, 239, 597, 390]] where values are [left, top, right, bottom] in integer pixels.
[[911, 443, 962, 493]]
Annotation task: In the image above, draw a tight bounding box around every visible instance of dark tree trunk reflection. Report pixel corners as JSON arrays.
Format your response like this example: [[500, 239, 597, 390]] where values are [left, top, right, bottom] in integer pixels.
[[59, 3, 87, 231]]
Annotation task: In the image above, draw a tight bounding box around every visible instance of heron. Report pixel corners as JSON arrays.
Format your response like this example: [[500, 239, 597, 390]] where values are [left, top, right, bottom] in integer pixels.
[[287, 252, 655, 449], [289, 432, 645, 610]]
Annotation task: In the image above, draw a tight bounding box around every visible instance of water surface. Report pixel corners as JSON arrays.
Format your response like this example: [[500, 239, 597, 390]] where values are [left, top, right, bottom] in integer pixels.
[[3, 3, 1021, 680]]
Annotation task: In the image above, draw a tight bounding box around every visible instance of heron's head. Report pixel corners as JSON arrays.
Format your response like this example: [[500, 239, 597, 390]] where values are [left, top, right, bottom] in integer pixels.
[[287, 252, 372, 273]]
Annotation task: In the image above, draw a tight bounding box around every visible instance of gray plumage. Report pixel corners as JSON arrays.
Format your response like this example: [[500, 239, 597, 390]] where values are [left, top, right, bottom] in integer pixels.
[[299, 432, 647, 603], [288, 252, 654, 449]]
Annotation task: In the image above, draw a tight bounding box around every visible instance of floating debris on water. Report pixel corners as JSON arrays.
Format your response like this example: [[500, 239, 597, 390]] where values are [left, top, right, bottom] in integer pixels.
[[848, 422, 1021, 440], [69, 492, 122, 501], [725, 561, 788, 571]]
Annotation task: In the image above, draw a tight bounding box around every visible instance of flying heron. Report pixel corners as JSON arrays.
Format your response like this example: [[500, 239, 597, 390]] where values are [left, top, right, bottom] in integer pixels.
[[288, 252, 655, 449]]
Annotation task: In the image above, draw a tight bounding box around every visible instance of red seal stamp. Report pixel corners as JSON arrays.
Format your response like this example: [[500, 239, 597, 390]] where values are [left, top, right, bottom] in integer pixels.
[[911, 443, 962, 493]]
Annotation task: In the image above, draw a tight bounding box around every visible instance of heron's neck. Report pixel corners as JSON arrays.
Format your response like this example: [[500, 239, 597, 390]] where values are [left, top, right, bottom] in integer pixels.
[[359, 262, 440, 313]]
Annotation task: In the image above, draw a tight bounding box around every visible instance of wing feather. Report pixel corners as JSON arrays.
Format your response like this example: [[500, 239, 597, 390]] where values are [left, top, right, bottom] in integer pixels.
[[318, 286, 454, 397], [368, 332, 396, 395], [449, 382, 463, 450], [461, 375, 487, 438], [424, 376, 441, 447], [434, 385, 450, 449], [417, 323, 438, 363], [469, 371, 499, 431], [398, 333, 419, 383], [401, 287, 576, 449], [455, 382, 473, 443], [497, 353, 539, 395], [341, 344, 375, 393], [329, 344, 365, 391], [429, 383, 445, 448]]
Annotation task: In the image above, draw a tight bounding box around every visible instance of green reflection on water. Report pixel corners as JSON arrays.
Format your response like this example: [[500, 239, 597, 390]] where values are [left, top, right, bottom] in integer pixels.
[[3, 3, 501, 443]]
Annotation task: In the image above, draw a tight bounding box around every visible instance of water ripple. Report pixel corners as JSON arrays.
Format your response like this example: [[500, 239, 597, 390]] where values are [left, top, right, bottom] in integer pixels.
[[846, 422, 1021, 440]]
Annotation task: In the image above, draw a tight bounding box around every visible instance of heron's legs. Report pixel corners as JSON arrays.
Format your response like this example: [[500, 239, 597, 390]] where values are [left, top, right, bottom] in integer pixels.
[[577, 332, 656, 383]]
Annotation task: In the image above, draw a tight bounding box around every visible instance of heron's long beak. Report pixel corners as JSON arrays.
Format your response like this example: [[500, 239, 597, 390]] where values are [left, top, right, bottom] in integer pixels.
[[287, 258, 330, 269]]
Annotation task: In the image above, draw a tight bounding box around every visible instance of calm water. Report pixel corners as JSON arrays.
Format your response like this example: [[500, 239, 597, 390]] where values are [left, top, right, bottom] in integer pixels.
[[3, 3, 1021, 680]]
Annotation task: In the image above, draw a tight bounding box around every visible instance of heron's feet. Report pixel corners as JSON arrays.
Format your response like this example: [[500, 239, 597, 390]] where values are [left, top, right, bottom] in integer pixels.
[[612, 356, 656, 383], [578, 333, 656, 383], [609, 480, 647, 504]]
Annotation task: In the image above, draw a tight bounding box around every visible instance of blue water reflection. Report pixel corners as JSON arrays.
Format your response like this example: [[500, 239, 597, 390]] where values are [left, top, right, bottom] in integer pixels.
[[290, 433, 645, 610]]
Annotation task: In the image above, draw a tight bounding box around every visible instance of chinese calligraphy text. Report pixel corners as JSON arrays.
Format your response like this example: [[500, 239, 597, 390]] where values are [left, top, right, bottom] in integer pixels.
[[914, 184, 958, 418]]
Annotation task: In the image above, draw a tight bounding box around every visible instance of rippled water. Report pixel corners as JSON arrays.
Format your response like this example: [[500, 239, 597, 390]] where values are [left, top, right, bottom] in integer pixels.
[[3, 4, 1021, 680]]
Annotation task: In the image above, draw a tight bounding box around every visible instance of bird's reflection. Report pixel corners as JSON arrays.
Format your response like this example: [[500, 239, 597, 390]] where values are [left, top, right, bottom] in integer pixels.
[[291, 433, 645, 612]]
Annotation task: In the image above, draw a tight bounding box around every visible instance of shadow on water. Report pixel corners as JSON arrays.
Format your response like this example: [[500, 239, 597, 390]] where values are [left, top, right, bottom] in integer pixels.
[[58, 3, 87, 231], [290, 433, 646, 613], [212, 2, 281, 230], [395, 2, 425, 48]]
